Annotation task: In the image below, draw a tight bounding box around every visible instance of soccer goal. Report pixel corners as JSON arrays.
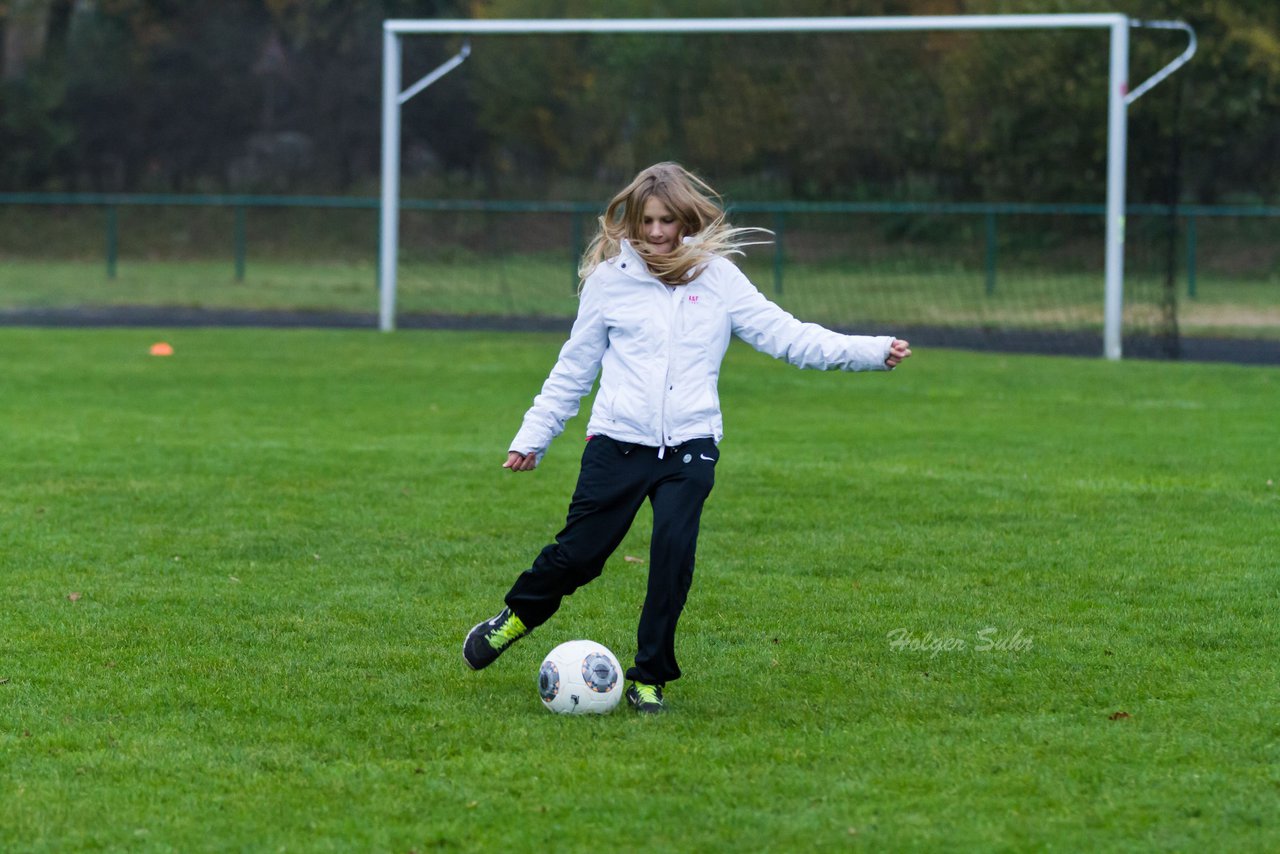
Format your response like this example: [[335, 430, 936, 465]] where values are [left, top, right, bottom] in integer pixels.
[[378, 15, 1194, 360]]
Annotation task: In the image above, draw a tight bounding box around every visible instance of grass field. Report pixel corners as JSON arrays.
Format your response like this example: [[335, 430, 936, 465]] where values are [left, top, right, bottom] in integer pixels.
[[2, 257, 1278, 341], [2, 327, 1277, 852]]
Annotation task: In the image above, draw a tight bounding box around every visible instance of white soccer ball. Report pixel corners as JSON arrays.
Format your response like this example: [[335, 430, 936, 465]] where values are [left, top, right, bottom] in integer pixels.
[[537, 639, 623, 715]]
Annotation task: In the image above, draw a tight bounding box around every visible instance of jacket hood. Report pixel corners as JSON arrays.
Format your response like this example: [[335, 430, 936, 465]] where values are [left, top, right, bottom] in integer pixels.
[[613, 240, 660, 284], [613, 237, 708, 286]]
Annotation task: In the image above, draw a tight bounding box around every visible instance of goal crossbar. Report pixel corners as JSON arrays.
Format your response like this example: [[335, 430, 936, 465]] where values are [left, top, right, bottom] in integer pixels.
[[380, 15, 1195, 359], [385, 15, 1126, 35]]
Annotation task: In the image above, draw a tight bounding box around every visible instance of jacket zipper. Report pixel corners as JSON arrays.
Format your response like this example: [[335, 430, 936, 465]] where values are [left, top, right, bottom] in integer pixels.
[[657, 284, 683, 459]]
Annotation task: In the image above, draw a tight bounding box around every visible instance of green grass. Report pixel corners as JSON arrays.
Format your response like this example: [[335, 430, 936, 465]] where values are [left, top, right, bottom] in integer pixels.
[[3, 258, 1277, 339], [3, 200, 1276, 338], [0, 258, 582, 317], [2, 328, 1278, 852]]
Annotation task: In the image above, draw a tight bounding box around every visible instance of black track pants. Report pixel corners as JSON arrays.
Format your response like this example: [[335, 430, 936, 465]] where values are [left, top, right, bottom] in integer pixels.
[[504, 435, 718, 685]]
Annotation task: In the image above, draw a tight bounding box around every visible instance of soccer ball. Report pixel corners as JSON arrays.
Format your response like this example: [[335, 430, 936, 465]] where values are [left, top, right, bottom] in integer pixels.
[[537, 640, 623, 715]]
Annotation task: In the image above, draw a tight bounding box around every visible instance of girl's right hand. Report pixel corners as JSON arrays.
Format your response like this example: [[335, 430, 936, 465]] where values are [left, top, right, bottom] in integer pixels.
[[503, 451, 538, 472]]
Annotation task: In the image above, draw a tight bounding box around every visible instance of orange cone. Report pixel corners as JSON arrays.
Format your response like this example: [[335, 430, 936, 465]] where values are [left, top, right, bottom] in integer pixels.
[[149, 342, 174, 356]]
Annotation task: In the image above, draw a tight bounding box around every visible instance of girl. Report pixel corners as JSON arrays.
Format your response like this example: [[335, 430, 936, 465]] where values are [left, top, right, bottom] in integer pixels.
[[463, 162, 911, 713]]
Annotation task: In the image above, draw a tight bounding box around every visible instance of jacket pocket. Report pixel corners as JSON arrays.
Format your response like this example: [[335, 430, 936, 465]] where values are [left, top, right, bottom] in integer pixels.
[[674, 378, 720, 434], [680, 293, 726, 345]]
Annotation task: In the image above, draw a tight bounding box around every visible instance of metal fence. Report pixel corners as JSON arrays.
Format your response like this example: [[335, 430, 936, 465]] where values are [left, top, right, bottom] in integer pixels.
[[1, 193, 1276, 359], [2, 192, 1276, 296]]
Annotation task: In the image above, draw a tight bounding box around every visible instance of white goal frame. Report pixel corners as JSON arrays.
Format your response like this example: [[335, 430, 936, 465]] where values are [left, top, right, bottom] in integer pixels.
[[380, 15, 1195, 359]]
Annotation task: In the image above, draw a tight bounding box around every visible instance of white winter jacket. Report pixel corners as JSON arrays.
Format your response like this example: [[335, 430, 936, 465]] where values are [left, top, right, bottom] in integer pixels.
[[510, 239, 895, 460]]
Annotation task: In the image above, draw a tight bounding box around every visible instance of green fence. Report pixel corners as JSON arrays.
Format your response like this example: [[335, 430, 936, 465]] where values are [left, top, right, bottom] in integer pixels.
[[3, 192, 1278, 296], [1, 193, 1277, 350]]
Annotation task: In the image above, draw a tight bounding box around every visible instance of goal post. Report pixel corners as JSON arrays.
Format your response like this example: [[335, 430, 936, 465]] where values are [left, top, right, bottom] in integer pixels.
[[379, 15, 1195, 360]]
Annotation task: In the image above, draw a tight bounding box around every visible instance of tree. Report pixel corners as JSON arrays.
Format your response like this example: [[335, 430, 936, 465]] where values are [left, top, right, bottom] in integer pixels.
[[0, 0, 1276, 202]]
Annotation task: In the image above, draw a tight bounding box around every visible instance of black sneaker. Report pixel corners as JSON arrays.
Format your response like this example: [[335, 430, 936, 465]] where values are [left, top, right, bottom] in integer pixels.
[[626, 681, 665, 714], [462, 607, 530, 671]]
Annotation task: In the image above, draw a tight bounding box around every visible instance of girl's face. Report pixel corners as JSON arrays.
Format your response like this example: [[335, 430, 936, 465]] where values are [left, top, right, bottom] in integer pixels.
[[640, 196, 681, 255]]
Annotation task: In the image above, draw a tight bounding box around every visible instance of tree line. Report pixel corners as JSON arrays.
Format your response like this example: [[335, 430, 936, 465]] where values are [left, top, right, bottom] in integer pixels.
[[1, 0, 1276, 204]]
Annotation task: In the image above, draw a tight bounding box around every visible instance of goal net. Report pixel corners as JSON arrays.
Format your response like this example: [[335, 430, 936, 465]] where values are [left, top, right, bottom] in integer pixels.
[[380, 16, 1194, 359]]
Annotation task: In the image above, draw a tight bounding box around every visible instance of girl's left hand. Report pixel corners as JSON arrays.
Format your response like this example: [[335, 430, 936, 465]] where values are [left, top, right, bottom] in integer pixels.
[[886, 339, 912, 368]]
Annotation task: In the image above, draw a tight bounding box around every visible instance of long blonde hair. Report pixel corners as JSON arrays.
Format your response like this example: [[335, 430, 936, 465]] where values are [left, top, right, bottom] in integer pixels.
[[578, 162, 770, 287]]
